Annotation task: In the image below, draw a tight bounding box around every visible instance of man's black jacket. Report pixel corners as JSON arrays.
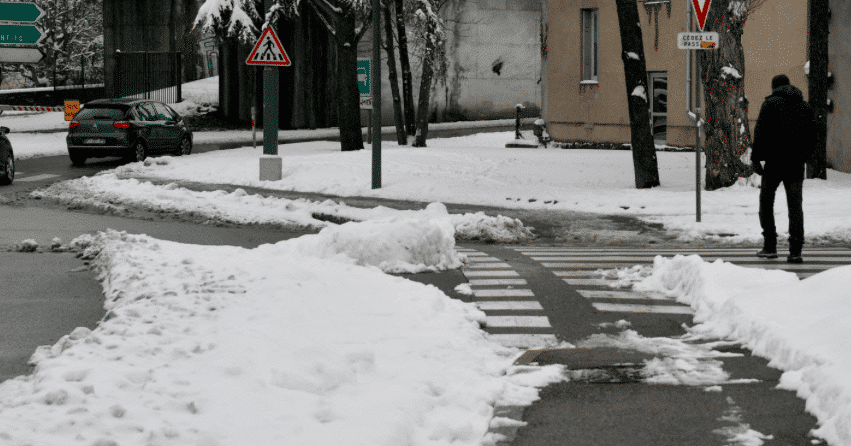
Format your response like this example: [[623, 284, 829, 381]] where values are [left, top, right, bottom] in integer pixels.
[[751, 84, 817, 179]]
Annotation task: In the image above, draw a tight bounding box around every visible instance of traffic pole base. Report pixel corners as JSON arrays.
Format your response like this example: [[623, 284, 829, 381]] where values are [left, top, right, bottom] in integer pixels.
[[259, 155, 282, 181]]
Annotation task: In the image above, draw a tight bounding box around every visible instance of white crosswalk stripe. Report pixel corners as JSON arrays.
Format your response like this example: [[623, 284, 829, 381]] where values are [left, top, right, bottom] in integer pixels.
[[511, 245, 851, 315], [460, 248, 557, 349], [462, 270, 520, 277]]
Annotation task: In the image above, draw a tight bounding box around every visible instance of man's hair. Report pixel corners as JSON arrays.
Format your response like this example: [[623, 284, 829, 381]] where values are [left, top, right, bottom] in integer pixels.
[[771, 74, 790, 90]]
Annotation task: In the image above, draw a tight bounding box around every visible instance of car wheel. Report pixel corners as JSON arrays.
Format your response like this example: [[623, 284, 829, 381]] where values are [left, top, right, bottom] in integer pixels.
[[130, 141, 147, 162], [176, 136, 192, 156], [0, 152, 13, 185], [69, 151, 87, 166]]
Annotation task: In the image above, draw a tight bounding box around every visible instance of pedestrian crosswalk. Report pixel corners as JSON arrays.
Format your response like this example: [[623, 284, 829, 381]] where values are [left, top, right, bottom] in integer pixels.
[[510, 245, 851, 317], [456, 247, 558, 349], [456, 244, 851, 348]]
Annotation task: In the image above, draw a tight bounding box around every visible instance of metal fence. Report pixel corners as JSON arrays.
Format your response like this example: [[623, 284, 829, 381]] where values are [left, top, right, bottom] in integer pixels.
[[114, 51, 182, 103]]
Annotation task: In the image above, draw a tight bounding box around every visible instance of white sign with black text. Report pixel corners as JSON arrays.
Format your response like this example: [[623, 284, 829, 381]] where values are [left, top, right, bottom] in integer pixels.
[[677, 32, 719, 50]]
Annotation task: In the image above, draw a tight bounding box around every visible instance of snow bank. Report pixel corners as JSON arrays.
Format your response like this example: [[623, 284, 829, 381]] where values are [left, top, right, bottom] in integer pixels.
[[282, 202, 463, 273], [0, 229, 564, 446], [32, 172, 536, 244], [634, 256, 851, 446]]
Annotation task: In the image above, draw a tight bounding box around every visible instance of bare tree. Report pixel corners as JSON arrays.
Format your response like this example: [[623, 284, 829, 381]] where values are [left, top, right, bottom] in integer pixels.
[[382, 0, 407, 145], [196, 0, 372, 152], [394, 0, 415, 137], [614, 0, 660, 188], [410, 0, 445, 147], [698, 0, 766, 190], [807, 0, 829, 180]]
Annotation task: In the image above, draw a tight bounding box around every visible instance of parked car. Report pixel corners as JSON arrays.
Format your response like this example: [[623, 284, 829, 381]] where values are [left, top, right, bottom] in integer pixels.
[[66, 98, 192, 166], [0, 126, 13, 185]]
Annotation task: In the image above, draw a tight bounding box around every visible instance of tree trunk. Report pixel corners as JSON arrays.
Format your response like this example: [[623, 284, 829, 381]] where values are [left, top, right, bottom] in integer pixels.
[[395, 0, 416, 137], [336, 14, 365, 151], [614, 0, 660, 189], [412, 28, 435, 147], [807, 0, 829, 180], [700, 0, 753, 190], [383, 2, 407, 145]]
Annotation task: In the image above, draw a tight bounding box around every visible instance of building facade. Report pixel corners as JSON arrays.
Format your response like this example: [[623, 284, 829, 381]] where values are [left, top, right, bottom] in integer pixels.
[[541, 0, 810, 152], [827, 0, 851, 173]]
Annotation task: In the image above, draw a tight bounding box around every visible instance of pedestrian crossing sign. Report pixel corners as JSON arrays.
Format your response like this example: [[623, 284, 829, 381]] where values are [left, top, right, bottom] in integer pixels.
[[246, 26, 291, 66]]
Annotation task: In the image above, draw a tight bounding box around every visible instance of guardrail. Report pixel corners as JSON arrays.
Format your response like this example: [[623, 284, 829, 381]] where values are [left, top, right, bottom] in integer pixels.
[[0, 104, 64, 113]]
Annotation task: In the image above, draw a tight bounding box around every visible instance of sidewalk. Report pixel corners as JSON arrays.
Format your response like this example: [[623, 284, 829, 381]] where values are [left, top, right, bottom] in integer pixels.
[[192, 117, 540, 151]]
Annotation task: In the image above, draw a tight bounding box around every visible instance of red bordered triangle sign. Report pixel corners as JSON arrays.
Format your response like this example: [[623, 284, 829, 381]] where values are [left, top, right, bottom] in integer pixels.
[[691, 0, 712, 31], [246, 26, 291, 66]]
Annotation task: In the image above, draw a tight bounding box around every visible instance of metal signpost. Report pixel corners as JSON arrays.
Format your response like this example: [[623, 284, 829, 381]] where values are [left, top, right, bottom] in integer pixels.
[[370, 0, 381, 190], [246, 19, 291, 181], [0, 1, 45, 64], [358, 57, 372, 140], [683, 0, 714, 223]]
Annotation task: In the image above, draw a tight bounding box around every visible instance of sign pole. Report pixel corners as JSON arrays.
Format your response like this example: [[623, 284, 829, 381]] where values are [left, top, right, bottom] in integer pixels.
[[695, 57, 702, 223], [246, 1, 292, 181], [252, 106, 256, 149], [371, 0, 381, 189]]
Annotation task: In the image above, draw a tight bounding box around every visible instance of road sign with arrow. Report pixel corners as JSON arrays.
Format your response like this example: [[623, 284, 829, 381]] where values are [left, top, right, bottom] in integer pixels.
[[0, 2, 44, 22], [0, 23, 43, 45], [0, 46, 42, 62], [0, 2, 45, 63]]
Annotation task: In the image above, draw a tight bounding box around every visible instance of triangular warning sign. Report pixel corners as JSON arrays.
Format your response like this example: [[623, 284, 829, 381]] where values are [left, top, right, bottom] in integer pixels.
[[246, 26, 291, 66], [691, 0, 712, 31]]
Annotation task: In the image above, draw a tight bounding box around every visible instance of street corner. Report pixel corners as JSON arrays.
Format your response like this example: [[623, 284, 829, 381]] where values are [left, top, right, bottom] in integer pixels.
[[393, 268, 473, 303]]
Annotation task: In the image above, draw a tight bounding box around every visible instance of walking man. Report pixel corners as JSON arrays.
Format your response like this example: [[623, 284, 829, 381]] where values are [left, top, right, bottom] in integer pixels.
[[751, 74, 816, 263]]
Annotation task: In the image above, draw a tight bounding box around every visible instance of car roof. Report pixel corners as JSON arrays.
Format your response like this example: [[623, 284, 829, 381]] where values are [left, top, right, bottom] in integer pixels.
[[83, 98, 161, 107]]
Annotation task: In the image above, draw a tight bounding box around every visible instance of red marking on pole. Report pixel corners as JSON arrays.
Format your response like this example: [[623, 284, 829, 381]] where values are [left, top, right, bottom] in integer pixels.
[[691, 0, 712, 31]]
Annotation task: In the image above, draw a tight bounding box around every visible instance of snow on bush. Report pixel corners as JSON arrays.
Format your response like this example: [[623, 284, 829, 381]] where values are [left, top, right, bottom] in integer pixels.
[[15, 239, 38, 252]]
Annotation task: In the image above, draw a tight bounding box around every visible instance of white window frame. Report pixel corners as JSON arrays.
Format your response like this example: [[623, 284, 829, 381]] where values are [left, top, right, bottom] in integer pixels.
[[581, 8, 599, 83]]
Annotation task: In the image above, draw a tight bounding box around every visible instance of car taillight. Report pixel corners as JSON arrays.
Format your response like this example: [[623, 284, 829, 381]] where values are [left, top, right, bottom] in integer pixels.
[[114, 122, 130, 129], [69, 121, 79, 128]]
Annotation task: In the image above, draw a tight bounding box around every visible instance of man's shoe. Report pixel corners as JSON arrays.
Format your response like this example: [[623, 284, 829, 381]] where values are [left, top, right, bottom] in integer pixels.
[[756, 249, 778, 259], [787, 254, 803, 264]]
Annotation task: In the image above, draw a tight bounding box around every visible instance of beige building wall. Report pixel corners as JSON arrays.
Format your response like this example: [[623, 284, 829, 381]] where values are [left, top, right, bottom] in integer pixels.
[[543, 0, 808, 148], [827, 0, 851, 173]]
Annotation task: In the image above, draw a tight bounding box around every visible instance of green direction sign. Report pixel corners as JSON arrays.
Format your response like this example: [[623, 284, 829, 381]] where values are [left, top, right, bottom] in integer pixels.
[[0, 24, 43, 45], [0, 2, 45, 22], [357, 57, 371, 96]]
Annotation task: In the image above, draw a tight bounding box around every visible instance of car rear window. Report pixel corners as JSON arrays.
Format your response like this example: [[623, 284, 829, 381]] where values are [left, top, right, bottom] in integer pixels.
[[75, 107, 128, 120]]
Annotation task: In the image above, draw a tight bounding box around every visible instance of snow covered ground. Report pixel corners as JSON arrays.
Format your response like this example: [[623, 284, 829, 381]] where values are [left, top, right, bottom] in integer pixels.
[[631, 257, 851, 446], [4, 76, 851, 445], [0, 226, 563, 446]]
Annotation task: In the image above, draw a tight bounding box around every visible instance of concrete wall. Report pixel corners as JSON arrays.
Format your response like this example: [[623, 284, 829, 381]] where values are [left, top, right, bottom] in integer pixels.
[[827, 0, 851, 173], [103, 0, 203, 98], [357, 0, 543, 125], [543, 0, 808, 148]]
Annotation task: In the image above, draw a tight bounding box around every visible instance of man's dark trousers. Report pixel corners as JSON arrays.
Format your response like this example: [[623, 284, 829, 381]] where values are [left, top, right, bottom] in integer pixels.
[[759, 170, 804, 253]]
